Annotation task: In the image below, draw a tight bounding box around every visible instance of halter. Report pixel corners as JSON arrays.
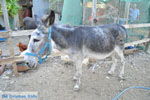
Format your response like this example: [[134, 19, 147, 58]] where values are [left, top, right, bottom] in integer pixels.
[[25, 27, 52, 64]]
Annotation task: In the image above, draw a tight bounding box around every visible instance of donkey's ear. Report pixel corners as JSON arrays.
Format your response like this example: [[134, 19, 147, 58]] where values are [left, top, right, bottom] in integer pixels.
[[42, 10, 55, 27], [49, 10, 55, 25], [34, 15, 43, 27]]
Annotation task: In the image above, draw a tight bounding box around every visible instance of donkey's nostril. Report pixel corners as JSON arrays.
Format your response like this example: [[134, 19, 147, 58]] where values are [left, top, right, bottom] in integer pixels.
[[26, 62, 33, 68], [33, 39, 40, 42], [26, 62, 30, 67]]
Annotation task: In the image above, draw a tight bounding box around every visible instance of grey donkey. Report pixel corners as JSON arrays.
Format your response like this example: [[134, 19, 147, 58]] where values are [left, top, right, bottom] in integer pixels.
[[22, 10, 127, 91]]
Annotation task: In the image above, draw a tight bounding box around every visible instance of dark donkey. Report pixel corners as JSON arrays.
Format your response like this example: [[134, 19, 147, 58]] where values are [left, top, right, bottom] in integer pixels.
[[22, 10, 127, 90]]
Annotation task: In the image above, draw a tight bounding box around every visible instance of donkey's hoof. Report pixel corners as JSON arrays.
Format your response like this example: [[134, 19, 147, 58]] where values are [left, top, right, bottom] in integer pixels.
[[73, 76, 78, 81], [108, 71, 114, 75], [118, 75, 125, 80], [73, 85, 80, 91]]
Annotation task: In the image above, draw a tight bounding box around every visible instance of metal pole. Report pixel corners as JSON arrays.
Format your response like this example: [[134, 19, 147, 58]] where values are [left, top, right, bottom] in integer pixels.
[[82, 0, 86, 25], [124, 2, 130, 24], [92, 0, 97, 25]]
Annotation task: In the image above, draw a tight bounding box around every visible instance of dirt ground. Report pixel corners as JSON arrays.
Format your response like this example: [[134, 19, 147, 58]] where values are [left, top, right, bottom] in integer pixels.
[[0, 36, 150, 100]]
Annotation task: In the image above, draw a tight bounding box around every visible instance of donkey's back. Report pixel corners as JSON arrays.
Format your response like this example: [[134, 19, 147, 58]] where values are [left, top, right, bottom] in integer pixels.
[[69, 24, 127, 54]]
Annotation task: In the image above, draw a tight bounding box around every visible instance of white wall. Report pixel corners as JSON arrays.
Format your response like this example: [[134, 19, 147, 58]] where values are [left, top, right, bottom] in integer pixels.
[[32, 0, 50, 18]]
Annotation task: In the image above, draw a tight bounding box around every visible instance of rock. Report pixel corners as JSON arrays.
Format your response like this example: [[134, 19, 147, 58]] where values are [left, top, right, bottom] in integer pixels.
[[61, 55, 71, 62], [82, 58, 89, 66], [1, 75, 9, 79], [10, 81, 14, 84], [3, 69, 13, 76], [106, 76, 110, 79]]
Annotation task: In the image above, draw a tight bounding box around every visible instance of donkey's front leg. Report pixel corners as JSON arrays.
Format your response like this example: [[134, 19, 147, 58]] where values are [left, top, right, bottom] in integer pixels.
[[108, 54, 117, 75], [73, 57, 83, 91]]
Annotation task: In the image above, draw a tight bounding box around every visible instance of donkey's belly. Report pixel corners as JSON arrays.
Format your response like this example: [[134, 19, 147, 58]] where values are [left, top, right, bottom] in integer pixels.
[[83, 47, 114, 60]]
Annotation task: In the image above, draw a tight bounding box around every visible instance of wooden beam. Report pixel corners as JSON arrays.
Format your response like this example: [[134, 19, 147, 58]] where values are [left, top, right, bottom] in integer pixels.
[[0, 31, 10, 38], [4, 24, 150, 37], [123, 23, 150, 29], [124, 48, 138, 55], [0, 56, 24, 65], [124, 38, 150, 47], [11, 30, 34, 37]]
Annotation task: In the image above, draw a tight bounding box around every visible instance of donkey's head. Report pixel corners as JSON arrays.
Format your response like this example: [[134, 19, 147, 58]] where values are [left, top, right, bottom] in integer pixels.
[[21, 10, 55, 68]]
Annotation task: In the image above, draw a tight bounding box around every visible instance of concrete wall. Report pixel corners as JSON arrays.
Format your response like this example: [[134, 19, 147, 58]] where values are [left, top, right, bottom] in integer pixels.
[[32, 0, 50, 18]]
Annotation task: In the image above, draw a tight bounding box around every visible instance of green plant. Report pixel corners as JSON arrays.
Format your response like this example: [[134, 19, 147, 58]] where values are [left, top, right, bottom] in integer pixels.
[[0, 0, 20, 17], [6, 0, 20, 16]]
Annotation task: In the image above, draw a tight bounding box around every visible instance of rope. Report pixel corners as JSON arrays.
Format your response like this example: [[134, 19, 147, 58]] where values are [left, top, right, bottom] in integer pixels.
[[25, 27, 52, 64], [112, 86, 150, 100]]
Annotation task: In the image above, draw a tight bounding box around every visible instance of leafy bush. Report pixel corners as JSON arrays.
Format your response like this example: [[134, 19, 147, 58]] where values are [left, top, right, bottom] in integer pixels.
[[0, 0, 20, 17]]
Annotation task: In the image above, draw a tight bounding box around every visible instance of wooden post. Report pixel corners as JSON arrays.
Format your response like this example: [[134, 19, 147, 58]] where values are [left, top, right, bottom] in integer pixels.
[[8, 31, 19, 76], [145, 4, 150, 52], [145, 28, 150, 52], [92, 0, 97, 25], [124, 2, 130, 24], [0, 31, 19, 76], [1, 0, 11, 31]]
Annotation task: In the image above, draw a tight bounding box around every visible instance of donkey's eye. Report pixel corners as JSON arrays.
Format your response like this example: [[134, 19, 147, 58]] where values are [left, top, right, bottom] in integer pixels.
[[36, 33, 40, 36], [33, 39, 40, 42]]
